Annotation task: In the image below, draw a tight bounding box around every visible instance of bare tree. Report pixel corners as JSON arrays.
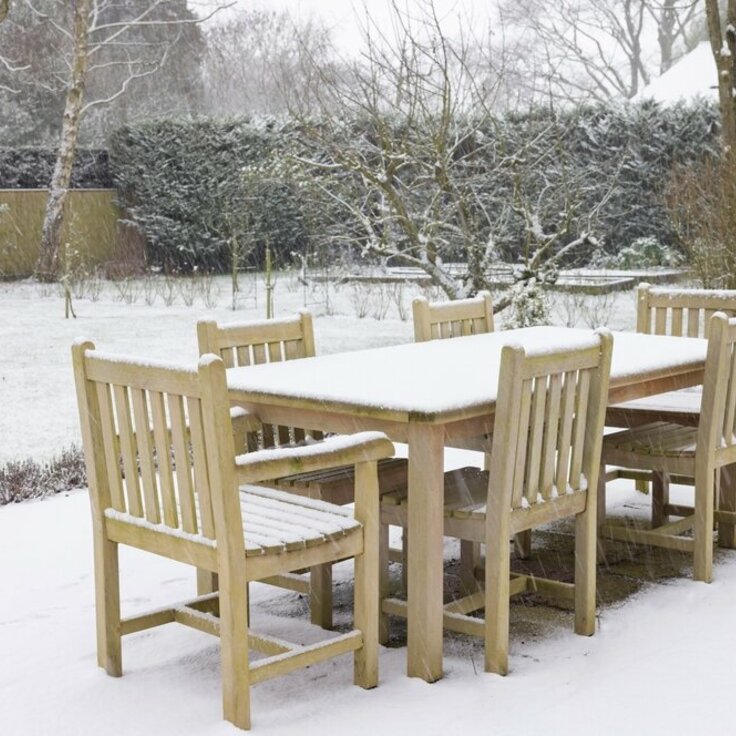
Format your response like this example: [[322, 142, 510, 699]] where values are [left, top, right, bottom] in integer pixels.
[[2, 0, 229, 282], [704, 0, 736, 154], [202, 9, 335, 117], [502, 0, 702, 103], [275, 1, 612, 315]]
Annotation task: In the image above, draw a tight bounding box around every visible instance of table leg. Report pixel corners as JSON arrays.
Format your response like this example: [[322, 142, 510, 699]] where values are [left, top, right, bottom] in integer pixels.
[[407, 422, 444, 682]]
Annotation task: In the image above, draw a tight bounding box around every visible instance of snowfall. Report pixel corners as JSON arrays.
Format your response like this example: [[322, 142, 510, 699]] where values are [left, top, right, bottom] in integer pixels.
[[2, 275, 735, 735]]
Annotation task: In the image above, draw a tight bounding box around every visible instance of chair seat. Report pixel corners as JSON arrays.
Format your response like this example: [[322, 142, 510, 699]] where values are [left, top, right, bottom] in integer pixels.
[[239, 486, 362, 556], [603, 421, 697, 458], [105, 485, 362, 559], [272, 457, 409, 506], [382, 466, 488, 520], [606, 389, 702, 427]]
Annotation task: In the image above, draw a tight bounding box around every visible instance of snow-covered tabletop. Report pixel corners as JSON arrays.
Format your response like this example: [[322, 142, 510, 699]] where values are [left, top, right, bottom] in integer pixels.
[[226, 327, 707, 421]]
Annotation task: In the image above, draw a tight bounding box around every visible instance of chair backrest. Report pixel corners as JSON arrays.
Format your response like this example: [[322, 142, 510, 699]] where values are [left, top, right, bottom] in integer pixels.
[[197, 310, 316, 368], [488, 330, 613, 515], [197, 311, 319, 447], [412, 291, 494, 342], [698, 313, 736, 461], [72, 340, 240, 555], [636, 282, 736, 339]]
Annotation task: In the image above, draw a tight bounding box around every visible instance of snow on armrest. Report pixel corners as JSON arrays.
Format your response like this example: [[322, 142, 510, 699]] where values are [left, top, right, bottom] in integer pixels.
[[235, 431, 394, 484]]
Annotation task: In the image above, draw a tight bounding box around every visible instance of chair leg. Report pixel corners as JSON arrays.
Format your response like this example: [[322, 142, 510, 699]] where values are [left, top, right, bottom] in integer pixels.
[[310, 564, 333, 630], [693, 464, 715, 583], [220, 576, 251, 730], [378, 521, 391, 645], [483, 532, 510, 675], [651, 471, 670, 528], [94, 535, 122, 677], [513, 531, 532, 560], [460, 540, 482, 593], [400, 528, 409, 596], [574, 487, 598, 636], [354, 463, 379, 689], [197, 569, 219, 596]]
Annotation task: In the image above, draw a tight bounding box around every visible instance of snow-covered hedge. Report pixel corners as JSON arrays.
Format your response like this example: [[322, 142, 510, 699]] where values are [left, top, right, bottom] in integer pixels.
[[0, 148, 112, 189], [109, 119, 308, 272], [108, 101, 720, 273]]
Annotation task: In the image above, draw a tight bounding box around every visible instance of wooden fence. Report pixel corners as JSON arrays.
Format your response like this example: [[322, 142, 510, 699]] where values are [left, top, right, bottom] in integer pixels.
[[0, 189, 141, 279]]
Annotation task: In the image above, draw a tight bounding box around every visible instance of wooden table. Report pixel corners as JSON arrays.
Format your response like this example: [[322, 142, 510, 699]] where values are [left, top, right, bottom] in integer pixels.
[[227, 326, 707, 682]]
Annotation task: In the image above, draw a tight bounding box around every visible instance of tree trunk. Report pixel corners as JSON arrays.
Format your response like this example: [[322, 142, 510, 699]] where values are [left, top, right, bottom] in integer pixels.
[[705, 0, 736, 157], [35, 0, 92, 283], [0, 1, 9, 23]]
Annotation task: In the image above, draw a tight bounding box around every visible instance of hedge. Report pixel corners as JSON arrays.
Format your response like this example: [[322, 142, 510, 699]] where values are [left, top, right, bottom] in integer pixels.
[[0, 148, 112, 189], [107, 101, 720, 273]]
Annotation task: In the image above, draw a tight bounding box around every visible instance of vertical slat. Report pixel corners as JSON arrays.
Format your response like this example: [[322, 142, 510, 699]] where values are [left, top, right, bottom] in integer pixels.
[[168, 393, 197, 534], [439, 322, 451, 339], [112, 384, 143, 517], [188, 397, 215, 539], [95, 382, 126, 512], [130, 388, 161, 524], [636, 285, 651, 333], [555, 371, 577, 495], [569, 370, 592, 491], [524, 376, 548, 504], [460, 319, 472, 336], [235, 346, 251, 367], [671, 308, 683, 336], [284, 340, 300, 361], [654, 308, 666, 335], [511, 379, 533, 508], [150, 390, 178, 528], [220, 347, 235, 369], [687, 308, 700, 337], [704, 309, 716, 338], [430, 323, 440, 340], [540, 373, 563, 499], [252, 343, 267, 364], [472, 317, 485, 334], [267, 341, 281, 363]]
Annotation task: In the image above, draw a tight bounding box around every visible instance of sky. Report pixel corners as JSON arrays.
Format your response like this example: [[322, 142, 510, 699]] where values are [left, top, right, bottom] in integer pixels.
[[191, 0, 491, 54]]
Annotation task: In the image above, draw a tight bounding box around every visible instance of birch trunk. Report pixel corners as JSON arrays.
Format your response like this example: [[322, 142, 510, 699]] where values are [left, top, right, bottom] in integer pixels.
[[35, 0, 92, 283], [705, 0, 736, 157]]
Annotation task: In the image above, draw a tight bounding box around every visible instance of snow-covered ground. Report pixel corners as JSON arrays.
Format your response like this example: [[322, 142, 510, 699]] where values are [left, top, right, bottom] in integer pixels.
[[4, 274, 734, 735]]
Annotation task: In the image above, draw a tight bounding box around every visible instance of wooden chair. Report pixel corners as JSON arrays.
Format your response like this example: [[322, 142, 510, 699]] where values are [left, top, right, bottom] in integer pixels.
[[197, 311, 408, 629], [607, 282, 736, 429], [600, 312, 736, 583], [412, 290, 494, 343], [412, 291, 498, 585], [605, 283, 736, 520], [73, 339, 393, 730], [380, 330, 613, 673]]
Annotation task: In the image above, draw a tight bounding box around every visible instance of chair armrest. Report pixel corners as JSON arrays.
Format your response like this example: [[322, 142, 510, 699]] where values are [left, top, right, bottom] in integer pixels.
[[230, 406, 263, 434], [235, 431, 395, 484]]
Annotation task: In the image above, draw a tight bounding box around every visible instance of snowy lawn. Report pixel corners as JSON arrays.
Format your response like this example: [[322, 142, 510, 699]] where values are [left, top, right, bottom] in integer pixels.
[[5, 275, 732, 735], [3, 481, 736, 735]]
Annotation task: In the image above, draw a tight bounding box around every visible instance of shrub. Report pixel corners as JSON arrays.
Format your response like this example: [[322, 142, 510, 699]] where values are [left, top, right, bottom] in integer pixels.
[[0, 446, 86, 504], [0, 148, 112, 189]]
